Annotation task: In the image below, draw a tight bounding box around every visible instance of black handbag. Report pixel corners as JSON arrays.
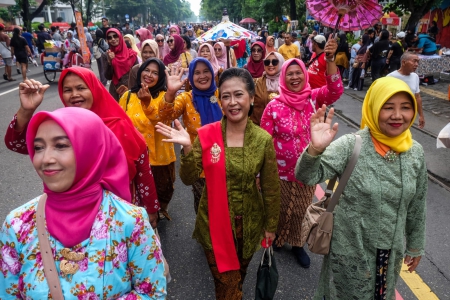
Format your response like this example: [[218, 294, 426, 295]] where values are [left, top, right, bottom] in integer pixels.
[[255, 247, 278, 300]]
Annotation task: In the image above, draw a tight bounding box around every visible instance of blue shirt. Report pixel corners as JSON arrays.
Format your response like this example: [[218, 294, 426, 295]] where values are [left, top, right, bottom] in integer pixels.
[[416, 34, 437, 53], [21, 32, 33, 49], [351, 43, 361, 59]]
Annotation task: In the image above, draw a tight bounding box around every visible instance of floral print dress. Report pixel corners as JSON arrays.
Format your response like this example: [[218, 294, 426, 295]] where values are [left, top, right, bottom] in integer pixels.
[[0, 190, 167, 299]]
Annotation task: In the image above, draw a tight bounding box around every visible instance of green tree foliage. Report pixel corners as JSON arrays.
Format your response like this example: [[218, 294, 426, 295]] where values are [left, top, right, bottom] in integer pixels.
[[9, 0, 50, 29], [383, 0, 442, 30]]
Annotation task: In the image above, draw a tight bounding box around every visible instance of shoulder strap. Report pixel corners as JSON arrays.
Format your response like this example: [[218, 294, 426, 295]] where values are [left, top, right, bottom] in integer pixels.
[[125, 91, 132, 109], [306, 52, 324, 67], [326, 134, 362, 212], [36, 194, 64, 300]]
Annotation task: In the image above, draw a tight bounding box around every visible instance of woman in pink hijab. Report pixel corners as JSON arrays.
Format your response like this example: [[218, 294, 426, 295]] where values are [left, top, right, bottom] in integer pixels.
[[169, 25, 180, 36], [198, 43, 221, 79], [156, 34, 170, 60], [0, 107, 167, 298], [135, 28, 153, 48], [260, 40, 342, 270]]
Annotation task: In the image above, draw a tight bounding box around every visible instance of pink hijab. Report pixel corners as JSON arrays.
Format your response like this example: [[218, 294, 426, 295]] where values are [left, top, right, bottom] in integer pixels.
[[198, 43, 220, 76], [26, 107, 131, 247], [275, 58, 312, 111], [169, 25, 180, 35], [156, 34, 170, 60], [163, 34, 185, 65], [264, 51, 285, 92], [215, 42, 228, 69], [136, 28, 153, 48], [246, 41, 266, 78]]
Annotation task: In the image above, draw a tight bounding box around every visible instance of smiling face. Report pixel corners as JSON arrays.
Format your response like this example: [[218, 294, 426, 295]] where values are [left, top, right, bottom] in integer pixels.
[[285, 63, 305, 92], [167, 37, 175, 50], [220, 77, 253, 124], [199, 45, 212, 60], [141, 44, 156, 60], [107, 32, 120, 47], [33, 120, 76, 193], [214, 44, 223, 58], [140, 62, 159, 89], [62, 74, 94, 109], [251, 45, 263, 62], [267, 37, 274, 47], [264, 54, 279, 76], [378, 92, 415, 137], [169, 28, 178, 36], [193, 62, 212, 91]]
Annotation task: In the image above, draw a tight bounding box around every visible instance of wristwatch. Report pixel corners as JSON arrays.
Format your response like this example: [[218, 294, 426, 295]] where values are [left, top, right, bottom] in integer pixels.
[[325, 55, 335, 62]]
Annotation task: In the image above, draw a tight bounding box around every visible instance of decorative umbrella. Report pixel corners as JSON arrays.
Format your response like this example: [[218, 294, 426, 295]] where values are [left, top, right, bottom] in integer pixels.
[[196, 10, 259, 43], [306, 0, 383, 31], [239, 18, 257, 24]]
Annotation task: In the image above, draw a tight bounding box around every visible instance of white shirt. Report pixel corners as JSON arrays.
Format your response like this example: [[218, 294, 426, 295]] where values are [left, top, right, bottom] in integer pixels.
[[387, 70, 420, 94], [293, 41, 301, 53]]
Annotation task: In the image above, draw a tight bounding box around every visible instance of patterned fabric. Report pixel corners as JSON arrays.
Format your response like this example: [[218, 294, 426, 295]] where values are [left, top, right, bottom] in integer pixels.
[[192, 178, 206, 214], [275, 181, 315, 248], [295, 128, 428, 299], [151, 162, 176, 213], [416, 55, 450, 75], [119, 91, 176, 166], [0, 191, 167, 299], [251, 75, 279, 126], [161, 90, 221, 145], [180, 118, 280, 259], [375, 249, 391, 300], [260, 73, 343, 182], [203, 218, 253, 299], [4, 115, 159, 215]]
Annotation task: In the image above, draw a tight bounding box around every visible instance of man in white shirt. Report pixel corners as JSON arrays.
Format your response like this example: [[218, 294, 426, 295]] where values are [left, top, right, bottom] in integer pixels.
[[345, 38, 362, 88], [292, 32, 302, 53], [387, 52, 425, 128]]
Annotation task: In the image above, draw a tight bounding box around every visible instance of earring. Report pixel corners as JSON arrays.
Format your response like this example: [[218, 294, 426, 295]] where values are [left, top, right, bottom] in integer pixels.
[[251, 102, 254, 106]]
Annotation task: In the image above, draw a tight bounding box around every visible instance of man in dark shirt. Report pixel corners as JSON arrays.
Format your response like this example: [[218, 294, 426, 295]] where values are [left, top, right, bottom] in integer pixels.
[[36, 24, 52, 53], [101, 17, 110, 36], [123, 22, 134, 36], [387, 31, 405, 72]]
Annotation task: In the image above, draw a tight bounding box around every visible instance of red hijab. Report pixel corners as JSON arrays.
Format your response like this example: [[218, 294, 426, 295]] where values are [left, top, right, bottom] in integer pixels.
[[275, 58, 312, 111], [26, 108, 131, 247], [58, 67, 147, 182], [106, 28, 137, 85], [246, 41, 266, 78], [163, 34, 185, 65], [231, 39, 246, 59]]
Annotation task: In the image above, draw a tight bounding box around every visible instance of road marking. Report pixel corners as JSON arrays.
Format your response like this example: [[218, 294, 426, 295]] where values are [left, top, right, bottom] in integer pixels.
[[0, 87, 19, 96], [314, 184, 438, 300], [400, 263, 440, 299], [420, 86, 448, 100]]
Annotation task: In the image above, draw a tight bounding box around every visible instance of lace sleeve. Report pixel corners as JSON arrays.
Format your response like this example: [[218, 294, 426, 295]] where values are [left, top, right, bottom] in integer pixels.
[[4, 114, 29, 155]]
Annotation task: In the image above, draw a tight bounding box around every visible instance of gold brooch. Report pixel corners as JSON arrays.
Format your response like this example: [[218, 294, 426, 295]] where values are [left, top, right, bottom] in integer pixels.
[[210, 143, 221, 163], [210, 95, 218, 104], [59, 248, 86, 282], [383, 150, 398, 163], [269, 92, 279, 100]]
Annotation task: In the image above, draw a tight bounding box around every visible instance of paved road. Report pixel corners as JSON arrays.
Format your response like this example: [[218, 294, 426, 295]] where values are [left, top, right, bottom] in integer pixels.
[[0, 66, 449, 299]]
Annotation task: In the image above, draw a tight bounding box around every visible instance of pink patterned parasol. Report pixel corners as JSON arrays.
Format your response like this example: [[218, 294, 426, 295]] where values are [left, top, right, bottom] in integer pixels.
[[306, 0, 383, 31]]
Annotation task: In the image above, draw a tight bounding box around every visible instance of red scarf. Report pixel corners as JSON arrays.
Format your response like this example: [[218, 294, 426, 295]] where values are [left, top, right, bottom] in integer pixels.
[[106, 28, 137, 85], [246, 41, 266, 78], [197, 121, 240, 273], [163, 34, 185, 65]]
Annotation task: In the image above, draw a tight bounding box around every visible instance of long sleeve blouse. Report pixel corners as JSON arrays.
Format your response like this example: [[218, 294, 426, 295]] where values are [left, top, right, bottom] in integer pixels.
[[179, 118, 280, 259], [295, 128, 427, 299], [0, 190, 167, 299], [4, 115, 159, 214], [260, 73, 343, 182]]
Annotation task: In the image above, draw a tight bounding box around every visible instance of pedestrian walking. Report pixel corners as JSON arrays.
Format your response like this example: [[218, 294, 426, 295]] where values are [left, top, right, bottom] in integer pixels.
[[10, 28, 31, 82], [155, 68, 280, 299], [335, 33, 350, 79], [0, 107, 167, 298], [250, 51, 284, 126], [349, 34, 371, 91], [260, 48, 342, 268], [345, 37, 361, 89], [128, 39, 159, 89], [370, 29, 390, 81], [104, 28, 138, 101], [119, 58, 176, 220], [0, 23, 15, 81], [386, 31, 405, 72], [93, 29, 109, 85], [245, 41, 266, 78], [296, 77, 427, 300]]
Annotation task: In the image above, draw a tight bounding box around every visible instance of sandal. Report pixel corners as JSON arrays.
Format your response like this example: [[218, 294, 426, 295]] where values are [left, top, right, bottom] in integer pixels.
[[7, 78, 16, 81]]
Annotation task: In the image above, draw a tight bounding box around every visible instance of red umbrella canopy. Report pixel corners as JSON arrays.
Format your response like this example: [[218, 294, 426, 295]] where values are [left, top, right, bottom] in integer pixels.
[[239, 18, 257, 24], [306, 0, 383, 31], [51, 22, 71, 30]]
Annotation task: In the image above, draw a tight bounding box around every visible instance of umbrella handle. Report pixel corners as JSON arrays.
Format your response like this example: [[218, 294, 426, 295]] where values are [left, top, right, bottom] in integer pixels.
[[333, 9, 347, 37]]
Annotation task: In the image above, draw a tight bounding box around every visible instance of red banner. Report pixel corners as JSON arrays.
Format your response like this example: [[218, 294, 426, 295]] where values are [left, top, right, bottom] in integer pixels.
[[75, 11, 91, 65]]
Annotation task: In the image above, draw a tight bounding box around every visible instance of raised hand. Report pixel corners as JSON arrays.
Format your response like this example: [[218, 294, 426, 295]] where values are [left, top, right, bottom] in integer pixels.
[[155, 119, 192, 150], [309, 105, 338, 155], [164, 65, 186, 102], [116, 85, 128, 97], [324, 36, 338, 59], [19, 79, 50, 112], [107, 50, 115, 62], [137, 83, 151, 103]]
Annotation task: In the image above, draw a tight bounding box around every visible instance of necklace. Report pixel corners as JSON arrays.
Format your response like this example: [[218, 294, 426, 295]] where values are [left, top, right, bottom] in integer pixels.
[[59, 248, 86, 282], [383, 149, 398, 163]]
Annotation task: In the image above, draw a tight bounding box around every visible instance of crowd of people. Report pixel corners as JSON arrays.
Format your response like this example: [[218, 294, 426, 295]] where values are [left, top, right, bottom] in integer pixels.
[[0, 19, 428, 300]]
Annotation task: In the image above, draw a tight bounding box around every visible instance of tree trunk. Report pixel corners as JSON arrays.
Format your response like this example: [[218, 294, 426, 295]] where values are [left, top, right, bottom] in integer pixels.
[[21, 0, 48, 29], [404, 1, 435, 31], [289, 0, 297, 20], [85, 0, 93, 24]]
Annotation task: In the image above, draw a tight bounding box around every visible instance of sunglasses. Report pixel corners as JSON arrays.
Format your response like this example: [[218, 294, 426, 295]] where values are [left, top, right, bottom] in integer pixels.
[[214, 48, 222, 52], [107, 34, 119, 40], [167, 39, 174, 43], [251, 48, 262, 53], [264, 59, 279, 66], [156, 39, 164, 42]]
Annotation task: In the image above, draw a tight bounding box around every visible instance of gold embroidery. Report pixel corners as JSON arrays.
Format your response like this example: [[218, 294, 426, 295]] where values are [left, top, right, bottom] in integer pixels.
[[210, 143, 221, 163]]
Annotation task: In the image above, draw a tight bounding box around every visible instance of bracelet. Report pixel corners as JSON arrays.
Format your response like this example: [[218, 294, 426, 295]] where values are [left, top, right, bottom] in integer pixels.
[[309, 142, 324, 154], [325, 56, 335, 62]]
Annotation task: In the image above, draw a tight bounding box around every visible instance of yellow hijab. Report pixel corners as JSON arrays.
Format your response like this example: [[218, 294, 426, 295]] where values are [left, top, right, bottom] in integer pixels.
[[124, 34, 141, 59], [361, 77, 417, 152]]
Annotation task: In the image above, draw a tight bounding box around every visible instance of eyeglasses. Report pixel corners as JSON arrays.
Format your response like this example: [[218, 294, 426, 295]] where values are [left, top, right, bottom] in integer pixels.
[[170, 30, 177, 33], [167, 39, 174, 44], [107, 34, 119, 40], [251, 48, 262, 53], [214, 48, 222, 52], [156, 39, 164, 42], [264, 59, 279, 66]]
